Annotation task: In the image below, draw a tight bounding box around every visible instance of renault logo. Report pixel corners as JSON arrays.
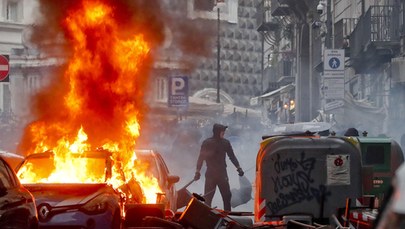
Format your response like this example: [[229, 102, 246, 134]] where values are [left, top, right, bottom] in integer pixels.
[[39, 205, 50, 220]]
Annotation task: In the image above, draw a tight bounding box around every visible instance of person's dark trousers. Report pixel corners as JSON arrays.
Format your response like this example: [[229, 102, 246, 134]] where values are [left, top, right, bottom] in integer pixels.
[[204, 175, 232, 211]]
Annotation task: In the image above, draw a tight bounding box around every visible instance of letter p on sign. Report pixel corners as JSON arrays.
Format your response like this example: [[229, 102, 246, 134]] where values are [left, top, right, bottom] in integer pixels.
[[168, 76, 189, 107], [171, 77, 185, 95]]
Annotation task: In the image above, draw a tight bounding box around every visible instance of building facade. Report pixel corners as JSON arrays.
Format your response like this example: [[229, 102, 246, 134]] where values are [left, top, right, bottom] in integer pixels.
[[261, 0, 405, 137], [0, 0, 37, 115], [0, 0, 40, 151], [182, 0, 263, 107]]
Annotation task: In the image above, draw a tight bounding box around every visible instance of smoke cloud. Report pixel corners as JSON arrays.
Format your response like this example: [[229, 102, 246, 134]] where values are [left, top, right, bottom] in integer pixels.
[[17, 0, 216, 155]]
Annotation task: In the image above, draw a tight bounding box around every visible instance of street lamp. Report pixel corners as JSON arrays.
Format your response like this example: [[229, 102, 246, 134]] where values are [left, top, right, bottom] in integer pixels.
[[215, 0, 225, 103], [309, 0, 332, 119], [216, 6, 220, 103], [316, 0, 332, 49]]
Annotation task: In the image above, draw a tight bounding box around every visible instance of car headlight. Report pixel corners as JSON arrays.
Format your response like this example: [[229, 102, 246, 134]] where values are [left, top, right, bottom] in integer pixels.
[[81, 194, 111, 215]]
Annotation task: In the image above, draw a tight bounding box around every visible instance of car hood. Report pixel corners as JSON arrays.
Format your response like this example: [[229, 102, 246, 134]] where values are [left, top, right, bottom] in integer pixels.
[[23, 183, 115, 207]]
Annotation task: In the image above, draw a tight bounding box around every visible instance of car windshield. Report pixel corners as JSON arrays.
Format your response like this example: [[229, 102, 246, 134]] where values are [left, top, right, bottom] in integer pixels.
[[134, 153, 158, 179], [17, 154, 108, 184]]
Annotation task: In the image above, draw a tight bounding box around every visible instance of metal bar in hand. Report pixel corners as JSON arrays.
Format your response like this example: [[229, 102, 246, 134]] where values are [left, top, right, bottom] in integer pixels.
[[180, 179, 195, 190], [343, 198, 351, 227]]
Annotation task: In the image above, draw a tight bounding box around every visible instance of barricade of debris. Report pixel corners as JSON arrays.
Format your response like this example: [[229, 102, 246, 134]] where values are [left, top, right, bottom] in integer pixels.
[[124, 193, 350, 229], [124, 193, 253, 229]]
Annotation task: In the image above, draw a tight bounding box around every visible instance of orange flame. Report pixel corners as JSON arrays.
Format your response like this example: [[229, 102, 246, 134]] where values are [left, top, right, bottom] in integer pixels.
[[17, 0, 162, 204]]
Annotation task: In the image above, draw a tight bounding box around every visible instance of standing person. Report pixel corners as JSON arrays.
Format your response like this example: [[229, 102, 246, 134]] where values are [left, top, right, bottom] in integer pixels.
[[194, 123, 244, 211]]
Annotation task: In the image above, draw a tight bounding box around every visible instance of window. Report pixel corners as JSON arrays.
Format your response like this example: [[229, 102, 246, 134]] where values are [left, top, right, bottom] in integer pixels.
[[282, 60, 292, 77], [401, 2, 405, 35], [189, 0, 238, 23], [3, 160, 19, 187], [363, 145, 385, 165], [0, 160, 13, 189], [17, 155, 108, 183], [194, 0, 215, 11], [155, 77, 167, 101], [2, 84, 11, 114], [134, 154, 160, 185], [6, 1, 19, 22]]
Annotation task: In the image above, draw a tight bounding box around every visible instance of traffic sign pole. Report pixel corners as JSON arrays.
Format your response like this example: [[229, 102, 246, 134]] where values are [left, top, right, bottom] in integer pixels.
[[323, 49, 345, 112], [0, 55, 10, 82]]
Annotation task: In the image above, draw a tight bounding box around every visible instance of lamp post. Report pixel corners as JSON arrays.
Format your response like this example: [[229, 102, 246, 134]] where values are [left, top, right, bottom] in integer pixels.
[[309, 19, 313, 119], [310, 0, 331, 120], [216, 6, 221, 103]]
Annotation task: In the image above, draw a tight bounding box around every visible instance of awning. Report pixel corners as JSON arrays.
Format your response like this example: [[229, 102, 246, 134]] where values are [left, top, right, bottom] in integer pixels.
[[223, 103, 261, 118], [151, 96, 223, 117], [150, 96, 261, 120], [259, 84, 295, 98], [250, 84, 295, 105]]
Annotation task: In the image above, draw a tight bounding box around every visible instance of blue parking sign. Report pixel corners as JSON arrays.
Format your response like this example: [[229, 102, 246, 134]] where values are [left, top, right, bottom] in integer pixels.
[[168, 76, 188, 107]]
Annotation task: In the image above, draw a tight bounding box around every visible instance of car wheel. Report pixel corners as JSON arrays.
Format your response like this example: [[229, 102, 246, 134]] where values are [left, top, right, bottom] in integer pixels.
[[1, 213, 31, 229], [111, 209, 121, 229], [21, 215, 32, 229], [30, 217, 39, 229]]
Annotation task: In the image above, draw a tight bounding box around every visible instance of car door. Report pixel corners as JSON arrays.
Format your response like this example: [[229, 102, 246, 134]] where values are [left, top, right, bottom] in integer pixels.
[[0, 158, 37, 228], [154, 153, 177, 211]]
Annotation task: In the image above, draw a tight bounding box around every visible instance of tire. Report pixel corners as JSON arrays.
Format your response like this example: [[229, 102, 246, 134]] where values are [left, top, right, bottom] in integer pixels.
[[111, 209, 122, 229], [30, 217, 39, 229], [0, 213, 31, 229]]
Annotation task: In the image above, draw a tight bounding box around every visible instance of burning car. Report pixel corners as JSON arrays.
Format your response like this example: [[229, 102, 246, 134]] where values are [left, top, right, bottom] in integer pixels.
[[16, 150, 123, 229], [12, 0, 180, 227], [121, 150, 180, 227], [15, 146, 180, 228], [0, 155, 38, 229], [133, 149, 179, 211]]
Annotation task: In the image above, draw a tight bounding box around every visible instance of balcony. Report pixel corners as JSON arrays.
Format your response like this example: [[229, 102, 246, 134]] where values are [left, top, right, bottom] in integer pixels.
[[280, 0, 309, 10], [271, 0, 290, 16], [334, 18, 358, 57], [280, 0, 318, 20], [257, 0, 279, 32], [349, 5, 400, 73]]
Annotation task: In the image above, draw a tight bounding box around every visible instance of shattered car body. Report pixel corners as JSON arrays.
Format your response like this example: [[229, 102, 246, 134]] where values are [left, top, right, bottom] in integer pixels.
[[16, 150, 123, 229], [26, 183, 122, 228], [15, 148, 180, 228]]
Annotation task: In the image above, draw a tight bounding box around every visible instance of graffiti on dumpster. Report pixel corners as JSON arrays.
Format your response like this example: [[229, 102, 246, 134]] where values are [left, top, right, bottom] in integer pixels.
[[267, 152, 331, 214]]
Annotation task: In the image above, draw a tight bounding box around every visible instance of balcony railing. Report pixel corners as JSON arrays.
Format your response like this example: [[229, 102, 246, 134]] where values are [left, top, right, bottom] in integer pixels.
[[334, 18, 358, 52], [271, 0, 290, 16], [257, 0, 279, 32], [350, 5, 400, 60]]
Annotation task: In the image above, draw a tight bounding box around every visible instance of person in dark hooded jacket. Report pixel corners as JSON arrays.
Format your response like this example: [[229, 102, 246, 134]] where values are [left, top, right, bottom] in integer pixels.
[[194, 123, 244, 211]]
